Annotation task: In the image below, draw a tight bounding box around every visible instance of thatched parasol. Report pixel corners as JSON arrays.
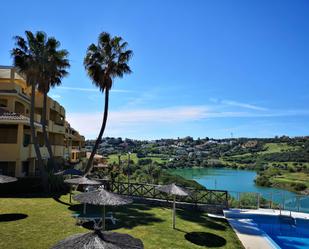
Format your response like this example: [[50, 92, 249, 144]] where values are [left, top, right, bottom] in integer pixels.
[[156, 183, 189, 229], [64, 176, 101, 204], [54, 168, 83, 176], [0, 174, 17, 184], [51, 230, 144, 249], [73, 187, 132, 230], [64, 177, 101, 185]]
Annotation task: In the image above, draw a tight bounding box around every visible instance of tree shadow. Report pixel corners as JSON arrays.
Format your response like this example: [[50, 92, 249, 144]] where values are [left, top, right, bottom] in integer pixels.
[[176, 209, 227, 231], [185, 232, 226, 247], [70, 203, 164, 230], [0, 213, 28, 222], [174, 227, 187, 233], [52, 195, 72, 207]]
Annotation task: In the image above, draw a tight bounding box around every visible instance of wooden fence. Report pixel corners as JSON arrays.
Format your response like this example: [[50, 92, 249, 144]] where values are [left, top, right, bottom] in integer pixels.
[[107, 181, 228, 208]]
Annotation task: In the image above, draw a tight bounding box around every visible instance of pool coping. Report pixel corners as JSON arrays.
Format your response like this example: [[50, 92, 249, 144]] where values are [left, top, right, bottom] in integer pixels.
[[223, 208, 309, 249]]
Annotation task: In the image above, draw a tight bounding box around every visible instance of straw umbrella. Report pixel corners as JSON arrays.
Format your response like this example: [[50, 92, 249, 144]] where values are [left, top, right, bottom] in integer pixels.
[[0, 174, 17, 184], [73, 187, 132, 230], [54, 168, 83, 176], [64, 176, 101, 204], [64, 176, 102, 185], [51, 230, 144, 249], [156, 183, 189, 229]]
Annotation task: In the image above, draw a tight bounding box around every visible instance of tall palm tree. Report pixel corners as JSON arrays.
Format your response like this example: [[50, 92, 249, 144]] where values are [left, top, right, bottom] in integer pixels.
[[11, 31, 49, 190], [84, 32, 133, 175], [37, 38, 70, 171]]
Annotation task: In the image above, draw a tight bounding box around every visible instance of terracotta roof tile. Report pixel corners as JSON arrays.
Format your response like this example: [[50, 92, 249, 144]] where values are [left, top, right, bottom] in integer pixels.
[[0, 108, 40, 126]]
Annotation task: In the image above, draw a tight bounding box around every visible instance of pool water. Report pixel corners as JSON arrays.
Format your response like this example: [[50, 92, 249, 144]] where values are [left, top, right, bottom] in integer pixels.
[[251, 215, 309, 249]]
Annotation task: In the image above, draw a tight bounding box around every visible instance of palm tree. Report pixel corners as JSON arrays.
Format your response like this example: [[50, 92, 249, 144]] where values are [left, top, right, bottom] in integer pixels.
[[11, 31, 49, 190], [83, 32, 133, 175], [37, 38, 70, 171]]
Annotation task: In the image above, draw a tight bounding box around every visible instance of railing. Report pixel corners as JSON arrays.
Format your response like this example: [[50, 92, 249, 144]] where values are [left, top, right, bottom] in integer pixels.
[[108, 181, 228, 208], [228, 191, 309, 213]]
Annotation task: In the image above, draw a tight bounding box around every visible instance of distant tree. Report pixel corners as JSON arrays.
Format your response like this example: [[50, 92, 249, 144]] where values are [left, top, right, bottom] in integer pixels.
[[84, 32, 132, 175]]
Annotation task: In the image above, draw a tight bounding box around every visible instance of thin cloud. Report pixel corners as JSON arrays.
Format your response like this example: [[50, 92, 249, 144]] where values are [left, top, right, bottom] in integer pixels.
[[222, 100, 268, 111], [51, 94, 61, 99], [210, 98, 268, 111], [58, 86, 132, 93]]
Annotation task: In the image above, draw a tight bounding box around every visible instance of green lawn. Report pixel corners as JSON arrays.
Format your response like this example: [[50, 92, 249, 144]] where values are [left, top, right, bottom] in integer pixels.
[[230, 142, 299, 159], [0, 194, 243, 249], [260, 143, 299, 154], [272, 172, 309, 187], [108, 153, 167, 164]]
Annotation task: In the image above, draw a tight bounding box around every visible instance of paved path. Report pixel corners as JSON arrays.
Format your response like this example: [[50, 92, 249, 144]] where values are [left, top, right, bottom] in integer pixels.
[[228, 218, 275, 249]]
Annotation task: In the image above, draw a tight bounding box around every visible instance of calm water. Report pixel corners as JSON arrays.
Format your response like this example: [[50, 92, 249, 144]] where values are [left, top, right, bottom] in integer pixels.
[[168, 167, 309, 213]]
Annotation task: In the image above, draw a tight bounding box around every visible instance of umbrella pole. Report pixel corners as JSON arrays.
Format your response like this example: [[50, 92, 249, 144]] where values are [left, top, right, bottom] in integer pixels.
[[83, 203, 86, 214], [102, 205, 106, 231], [173, 195, 176, 229], [69, 186, 72, 203]]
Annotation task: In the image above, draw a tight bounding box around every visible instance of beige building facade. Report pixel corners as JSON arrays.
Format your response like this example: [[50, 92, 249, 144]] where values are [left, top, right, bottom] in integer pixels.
[[0, 66, 86, 177]]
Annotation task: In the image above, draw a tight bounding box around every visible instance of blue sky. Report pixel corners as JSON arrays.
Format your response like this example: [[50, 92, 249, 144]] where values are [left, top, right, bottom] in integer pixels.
[[1, 0, 309, 139]]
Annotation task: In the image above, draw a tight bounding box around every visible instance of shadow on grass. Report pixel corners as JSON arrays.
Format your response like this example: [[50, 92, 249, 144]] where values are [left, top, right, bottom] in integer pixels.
[[185, 232, 226, 247], [52, 195, 72, 206], [0, 213, 28, 222], [69, 203, 164, 230], [177, 209, 227, 231]]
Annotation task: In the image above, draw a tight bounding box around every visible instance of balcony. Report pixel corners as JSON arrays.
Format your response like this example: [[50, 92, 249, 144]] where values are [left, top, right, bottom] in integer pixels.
[[34, 114, 41, 123], [48, 120, 65, 134], [52, 145, 65, 157], [27, 145, 49, 159]]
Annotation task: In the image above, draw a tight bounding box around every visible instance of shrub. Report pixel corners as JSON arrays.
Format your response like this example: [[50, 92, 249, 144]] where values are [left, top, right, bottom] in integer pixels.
[[292, 183, 307, 191]]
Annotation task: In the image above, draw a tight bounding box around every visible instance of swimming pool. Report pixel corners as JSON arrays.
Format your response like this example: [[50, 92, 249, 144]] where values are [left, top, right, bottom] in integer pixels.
[[225, 210, 309, 249], [253, 215, 309, 249]]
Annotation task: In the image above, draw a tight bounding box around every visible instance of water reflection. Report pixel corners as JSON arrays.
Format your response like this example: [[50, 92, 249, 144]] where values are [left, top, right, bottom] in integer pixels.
[[168, 167, 309, 213]]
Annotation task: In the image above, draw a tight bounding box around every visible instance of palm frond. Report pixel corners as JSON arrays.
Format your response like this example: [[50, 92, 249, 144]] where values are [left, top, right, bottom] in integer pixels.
[[84, 32, 133, 92]]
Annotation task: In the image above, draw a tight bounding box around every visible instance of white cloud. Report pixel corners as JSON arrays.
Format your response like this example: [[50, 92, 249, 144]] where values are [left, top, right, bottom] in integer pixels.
[[66, 105, 309, 139]]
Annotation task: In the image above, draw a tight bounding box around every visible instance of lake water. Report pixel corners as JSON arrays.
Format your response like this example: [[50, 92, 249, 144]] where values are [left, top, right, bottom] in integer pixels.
[[168, 167, 309, 213]]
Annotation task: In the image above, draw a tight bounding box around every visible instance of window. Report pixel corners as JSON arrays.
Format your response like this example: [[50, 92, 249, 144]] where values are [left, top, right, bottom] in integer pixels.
[[15, 101, 25, 114], [49, 133, 64, 146], [37, 132, 44, 147], [0, 98, 8, 108], [23, 134, 31, 147], [0, 125, 18, 143], [22, 161, 29, 176]]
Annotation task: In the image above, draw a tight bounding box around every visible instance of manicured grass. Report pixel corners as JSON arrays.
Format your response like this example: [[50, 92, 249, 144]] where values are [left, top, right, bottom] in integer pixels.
[[272, 172, 309, 187], [108, 153, 167, 164], [260, 143, 299, 154], [0, 194, 243, 249], [230, 143, 299, 159]]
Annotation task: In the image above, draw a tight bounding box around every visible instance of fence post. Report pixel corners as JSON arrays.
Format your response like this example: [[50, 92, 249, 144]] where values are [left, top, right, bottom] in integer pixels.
[[257, 193, 260, 209], [238, 192, 241, 208]]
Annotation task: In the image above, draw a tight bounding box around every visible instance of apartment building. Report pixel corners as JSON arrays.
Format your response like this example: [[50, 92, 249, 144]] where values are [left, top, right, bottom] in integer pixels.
[[0, 66, 86, 177]]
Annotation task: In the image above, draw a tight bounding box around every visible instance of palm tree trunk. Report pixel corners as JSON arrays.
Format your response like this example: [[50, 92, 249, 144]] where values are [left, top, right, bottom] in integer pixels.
[[42, 92, 56, 171], [30, 82, 48, 192], [84, 89, 109, 176]]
